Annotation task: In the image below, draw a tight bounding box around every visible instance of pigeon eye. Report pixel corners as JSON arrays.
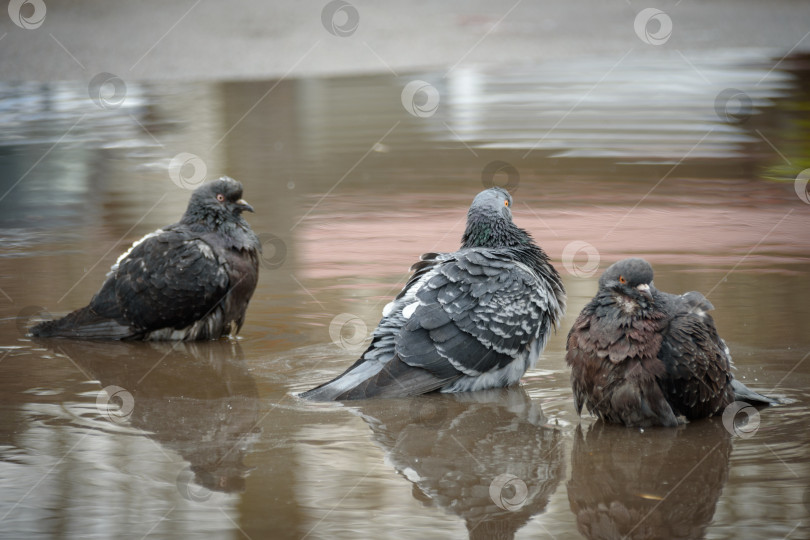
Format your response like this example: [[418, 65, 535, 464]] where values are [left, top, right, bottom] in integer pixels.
[[216, 194, 225, 202], [619, 276, 627, 284], [504, 200, 509, 207]]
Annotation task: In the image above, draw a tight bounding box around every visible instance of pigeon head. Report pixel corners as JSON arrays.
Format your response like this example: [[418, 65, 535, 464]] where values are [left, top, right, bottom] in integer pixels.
[[470, 187, 513, 218], [598, 258, 655, 305], [182, 176, 254, 226], [461, 187, 526, 248]]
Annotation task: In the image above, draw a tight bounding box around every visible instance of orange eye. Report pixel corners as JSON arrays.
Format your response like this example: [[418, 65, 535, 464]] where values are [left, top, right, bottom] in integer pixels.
[[216, 194, 225, 202], [619, 276, 627, 284], [504, 200, 509, 207]]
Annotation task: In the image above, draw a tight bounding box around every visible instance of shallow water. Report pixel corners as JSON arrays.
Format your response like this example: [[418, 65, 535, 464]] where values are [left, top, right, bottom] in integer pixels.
[[1, 52, 810, 539]]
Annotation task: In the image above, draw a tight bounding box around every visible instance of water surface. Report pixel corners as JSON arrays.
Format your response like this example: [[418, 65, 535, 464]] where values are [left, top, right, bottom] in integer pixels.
[[1, 53, 809, 539]]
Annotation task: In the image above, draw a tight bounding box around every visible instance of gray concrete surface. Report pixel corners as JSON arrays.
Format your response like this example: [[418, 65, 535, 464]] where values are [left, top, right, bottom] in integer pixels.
[[1, 0, 809, 81]]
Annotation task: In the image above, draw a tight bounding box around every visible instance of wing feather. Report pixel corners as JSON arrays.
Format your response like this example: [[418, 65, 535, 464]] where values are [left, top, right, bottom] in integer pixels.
[[108, 230, 229, 332], [657, 293, 734, 419], [397, 248, 562, 378]]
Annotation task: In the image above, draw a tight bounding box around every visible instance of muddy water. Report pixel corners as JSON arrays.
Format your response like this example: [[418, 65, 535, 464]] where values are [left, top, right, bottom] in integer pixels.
[[1, 53, 809, 539]]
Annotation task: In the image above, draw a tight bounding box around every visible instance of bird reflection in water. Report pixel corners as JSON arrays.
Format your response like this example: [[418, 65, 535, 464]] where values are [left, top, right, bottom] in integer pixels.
[[568, 419, 733, 540], [36, 338, 261, 495], [350, 387, 565, 540]]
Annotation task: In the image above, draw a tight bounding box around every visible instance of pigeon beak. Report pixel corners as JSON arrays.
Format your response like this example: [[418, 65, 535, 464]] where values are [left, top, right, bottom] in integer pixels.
[[636, 283, 653, 301], [236, 199, 254, 213]]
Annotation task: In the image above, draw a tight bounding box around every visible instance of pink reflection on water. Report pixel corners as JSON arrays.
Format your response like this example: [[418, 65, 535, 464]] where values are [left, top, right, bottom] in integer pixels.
[[299, 188, 810, 280]]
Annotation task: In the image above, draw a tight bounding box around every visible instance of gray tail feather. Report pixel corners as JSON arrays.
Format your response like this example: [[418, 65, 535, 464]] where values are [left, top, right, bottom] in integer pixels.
[[731, 378, 780, 406], [29, 307, 134, 340], [300, 356, 453, 401]]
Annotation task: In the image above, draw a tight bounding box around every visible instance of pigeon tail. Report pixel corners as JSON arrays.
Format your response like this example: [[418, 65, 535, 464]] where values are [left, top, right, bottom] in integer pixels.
[[29, 306, 133, 340], [730, 378, 780, 406], [301, 356, 453, 401]]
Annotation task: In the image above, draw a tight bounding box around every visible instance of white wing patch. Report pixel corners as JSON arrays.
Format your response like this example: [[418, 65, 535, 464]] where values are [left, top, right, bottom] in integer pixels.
[[109, 229, 163, 276], [194, 240, 215, 260], [402, 302, 419, 319]]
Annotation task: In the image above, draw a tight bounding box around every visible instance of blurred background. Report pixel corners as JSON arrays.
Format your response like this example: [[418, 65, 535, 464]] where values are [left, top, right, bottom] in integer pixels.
[[1, 0, 809, 81], [1, 1, 810, 539]]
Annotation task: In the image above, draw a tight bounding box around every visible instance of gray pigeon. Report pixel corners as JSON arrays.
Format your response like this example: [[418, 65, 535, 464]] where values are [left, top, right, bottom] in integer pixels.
[[302, 187, 566, 400], [31, 177, 260, 340], [566, 258, 777, 427]]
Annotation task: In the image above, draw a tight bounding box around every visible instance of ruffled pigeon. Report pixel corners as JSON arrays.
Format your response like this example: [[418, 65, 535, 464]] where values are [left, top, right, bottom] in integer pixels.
[[31, 176, 260, 340], [302, 187, 566, 400], [566, 257, 777, 427]]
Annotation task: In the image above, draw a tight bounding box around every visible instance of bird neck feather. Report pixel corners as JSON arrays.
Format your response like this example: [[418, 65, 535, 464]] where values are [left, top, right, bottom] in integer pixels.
[[462, 212, 530, 249]]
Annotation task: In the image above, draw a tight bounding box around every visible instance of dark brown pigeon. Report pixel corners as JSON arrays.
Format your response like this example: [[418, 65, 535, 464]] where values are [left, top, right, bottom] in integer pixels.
[[31, 177, 260, 340], [566, 258, 777, 427], [302, 187, 566, 401]]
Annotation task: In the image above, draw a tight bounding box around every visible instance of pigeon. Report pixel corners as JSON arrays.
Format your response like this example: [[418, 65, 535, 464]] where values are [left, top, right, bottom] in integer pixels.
[[31, 176, 261, 340], [566, 258, 778, 427], [302, 187, 566, 401]]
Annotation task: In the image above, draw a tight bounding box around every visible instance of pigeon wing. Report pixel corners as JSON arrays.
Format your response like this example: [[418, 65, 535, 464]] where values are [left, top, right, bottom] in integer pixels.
[[657, 293, 734, 419], [397, 248, 560, 378], [108, 229, 230, 332]]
